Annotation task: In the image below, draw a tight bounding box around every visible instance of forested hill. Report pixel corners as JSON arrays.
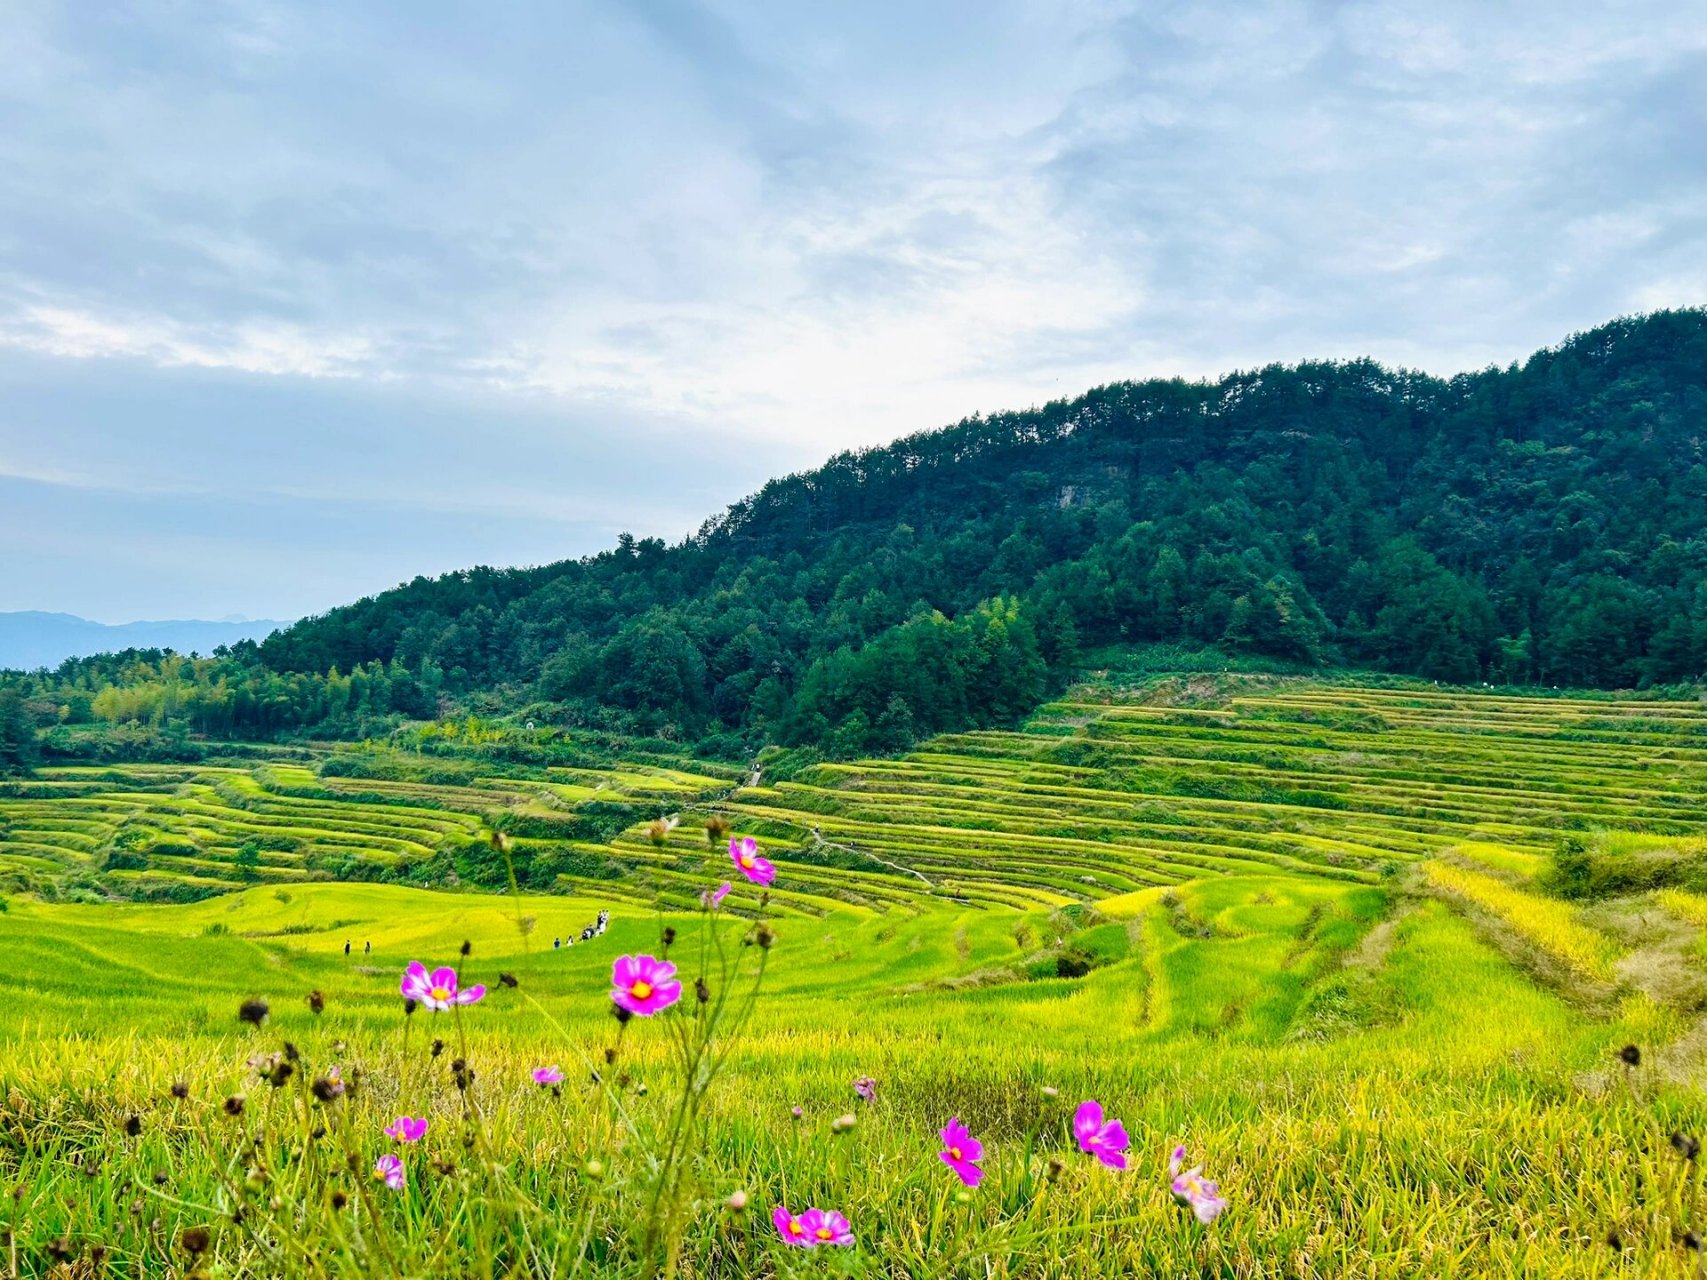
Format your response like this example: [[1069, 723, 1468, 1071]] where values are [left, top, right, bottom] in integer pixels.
[[5, 308, 1706, 763]]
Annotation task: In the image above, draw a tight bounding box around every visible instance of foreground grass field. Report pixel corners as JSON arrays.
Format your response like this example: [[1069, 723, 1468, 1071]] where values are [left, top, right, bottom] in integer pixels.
[[6, 677, 1707, 1276]]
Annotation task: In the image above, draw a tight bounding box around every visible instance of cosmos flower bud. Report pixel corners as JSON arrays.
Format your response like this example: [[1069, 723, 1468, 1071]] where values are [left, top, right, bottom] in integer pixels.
[[662, 926, 677, 948], [237, 998, 269, 1027], [404, 998, 419, 1016], [830, 1113, 858, 1134], [726, 1190, 749, 1213], [954, 1190, 972, 1204], [612, 1004, 635, 1025], [791, 1105, 804, 1121], [604, 1046, 618, 1065], [584, 1159, 605, 1181], [755, 923, 776, 949], [282, 1042, 299, 1062], [431, 1039, 445, 1057], [460, 939, 473, 957], [1041, 1086, 1059, 1100]]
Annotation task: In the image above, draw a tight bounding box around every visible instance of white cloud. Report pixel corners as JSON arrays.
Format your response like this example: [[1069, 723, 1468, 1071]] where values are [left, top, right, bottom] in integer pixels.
[[0, 0, 1703, 615]]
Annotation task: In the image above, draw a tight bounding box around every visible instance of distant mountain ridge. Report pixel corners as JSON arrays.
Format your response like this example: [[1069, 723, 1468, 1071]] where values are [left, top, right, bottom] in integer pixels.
[[0, 612, 288, 672]]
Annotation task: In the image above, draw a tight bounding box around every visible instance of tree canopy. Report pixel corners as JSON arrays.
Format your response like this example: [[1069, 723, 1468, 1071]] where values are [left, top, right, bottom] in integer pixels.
[[6, 309, 1706, 763]]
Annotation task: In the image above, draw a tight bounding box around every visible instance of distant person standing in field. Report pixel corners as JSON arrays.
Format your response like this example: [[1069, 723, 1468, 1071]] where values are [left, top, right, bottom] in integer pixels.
[[553, 937, 561, 949], [344, 940, 351, 957], [364, 940, 371, 955]]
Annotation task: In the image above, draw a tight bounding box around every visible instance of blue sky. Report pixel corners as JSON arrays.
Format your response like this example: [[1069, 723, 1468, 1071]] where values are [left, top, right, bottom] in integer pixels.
[[2, 1, 1704, 622]]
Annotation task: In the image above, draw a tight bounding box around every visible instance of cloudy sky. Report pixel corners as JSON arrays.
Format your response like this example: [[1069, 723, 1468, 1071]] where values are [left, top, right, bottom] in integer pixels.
[[2, 1, 1704, 622]]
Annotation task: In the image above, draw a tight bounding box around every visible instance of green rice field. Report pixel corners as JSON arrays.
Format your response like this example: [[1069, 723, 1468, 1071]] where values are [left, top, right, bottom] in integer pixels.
[[5, 675, 1707, 1276]]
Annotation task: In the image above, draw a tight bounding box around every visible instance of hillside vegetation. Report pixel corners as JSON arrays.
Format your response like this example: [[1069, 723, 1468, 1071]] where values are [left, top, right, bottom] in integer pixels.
[[3, 310, 1707, 763]]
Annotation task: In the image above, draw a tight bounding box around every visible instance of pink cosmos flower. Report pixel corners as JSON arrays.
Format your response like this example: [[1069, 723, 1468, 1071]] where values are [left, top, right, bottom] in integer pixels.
[[373, 1154, 405, 1190], [384, 1115, 427, 1143], [938, 1116, 984, 1187], [801, 1208, 854, 1246], [729, 837, 776, 887], [1169, 1145, 1228, 1224], [532, 1066, 564, 1085], [701, 881, 732, 909], [853, 1075, 876, 1103], [1073, 1100, 1130, 1171], [611, 954, 682, 1016], [400, 962, 486, 1012], [773, 1205, 813, 1247]]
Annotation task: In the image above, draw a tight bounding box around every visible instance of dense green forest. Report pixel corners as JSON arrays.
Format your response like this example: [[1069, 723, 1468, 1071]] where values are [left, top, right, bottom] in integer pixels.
[[4, 309, 1706, 767]]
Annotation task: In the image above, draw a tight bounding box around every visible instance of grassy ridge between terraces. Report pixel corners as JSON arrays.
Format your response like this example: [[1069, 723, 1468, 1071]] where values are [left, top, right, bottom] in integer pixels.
[[5, 677, 1707, 1276]]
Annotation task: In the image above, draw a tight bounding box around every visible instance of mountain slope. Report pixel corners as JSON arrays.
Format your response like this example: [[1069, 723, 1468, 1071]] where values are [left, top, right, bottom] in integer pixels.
[[5, 309, 1706, 758]]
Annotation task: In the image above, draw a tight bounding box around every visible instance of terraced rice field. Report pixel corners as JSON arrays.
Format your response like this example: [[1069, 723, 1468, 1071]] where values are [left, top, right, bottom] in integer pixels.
[[8, 676, 1707, 1277]]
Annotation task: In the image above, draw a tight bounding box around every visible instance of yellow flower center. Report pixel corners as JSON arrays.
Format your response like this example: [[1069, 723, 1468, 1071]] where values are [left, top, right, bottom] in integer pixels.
[[816, 1227, 832, 1240], [429, 986, 450, 1001], [631, 980, 653, 999], [949, 1146, 962, 1160], [787, 1221, 803, 1236], [740, 855, 754, 869]]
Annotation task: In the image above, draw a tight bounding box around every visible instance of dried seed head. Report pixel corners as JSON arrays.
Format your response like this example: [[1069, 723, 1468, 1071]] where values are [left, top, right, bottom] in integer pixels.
[[431, 1038, 445, 1058], [1041, 1085, 1059, 1100], [169, 1082, 189, 1100], [404, 997, 419, 1016], [330, 1191, 348, 1211], [499, 973, 518, 988], [306, 991, 325, 1015], [282, 1041, 299, 1062], [1687, 1231, 1704, 1252], [830, 1113, 857, 1135], [152, 1172, 167, 1186], [662, 926, 677, 948], [1619, 1044, 1642, 1067], [267, 1062, 294, 1089], [1046, 1157, 1066, 1182], [237, 998, 269, 1028], [47, 1237, 74, 1263], [695, 978, 710, 1004], [754, 923, 776, 950], [179, 1226, 211, 1256], [460, 939, 473, 957], [1672, 1131, 1701, 1161], [223, 1095, 246, 1117], [611, 1004, 634, 1026], [604, 1047, 618, 1065], [124, 1115, 142, 1137], [310, 1078, 340, 1103]]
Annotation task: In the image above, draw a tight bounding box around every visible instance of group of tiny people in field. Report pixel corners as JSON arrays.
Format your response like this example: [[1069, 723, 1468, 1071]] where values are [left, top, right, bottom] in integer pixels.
[[339, 909, 611, 957]]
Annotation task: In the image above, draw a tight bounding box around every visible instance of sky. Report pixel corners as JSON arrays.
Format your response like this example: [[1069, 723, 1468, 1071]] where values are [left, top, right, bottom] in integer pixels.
[[2, 1, 1704, 623]]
